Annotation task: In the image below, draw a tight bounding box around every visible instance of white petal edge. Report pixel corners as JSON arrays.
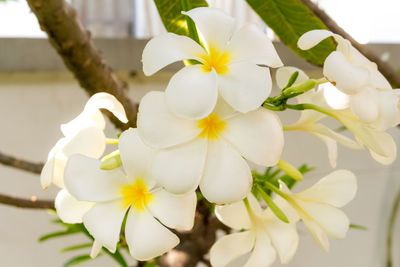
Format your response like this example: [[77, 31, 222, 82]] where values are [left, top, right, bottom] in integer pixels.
[[275, 66, 309, 89], [125, 210, 179, 261], [142, 32, 204, 76], [210, 231, 255, 267], [55, 189, 94, 224], [147, 190, 197, 231], [165, 65, 218, 120], [222, 108, 284, 166], [200, 140, 252, 204], [243, 231, 276, 267], [298, 29, 335, 50], [219, 62, 272, 113], [137, 91, 201, 149]]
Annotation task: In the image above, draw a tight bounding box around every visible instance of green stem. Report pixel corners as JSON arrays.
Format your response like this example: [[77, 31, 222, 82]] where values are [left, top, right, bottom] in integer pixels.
[[286, 103, 341, 121]]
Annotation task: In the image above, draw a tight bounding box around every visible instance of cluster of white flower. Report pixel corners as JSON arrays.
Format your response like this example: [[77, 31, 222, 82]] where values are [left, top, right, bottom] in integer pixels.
[[41, 7, 399, 267]]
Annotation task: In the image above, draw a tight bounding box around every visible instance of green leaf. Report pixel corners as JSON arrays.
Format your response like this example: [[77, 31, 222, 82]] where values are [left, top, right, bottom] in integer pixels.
[[153, 0, 208, 36], [63, 254, 94, 267], [39, 229, 80, 242], [144, 262, 157, 267], [60, 243, 93, 253], [246, 0, 336, 66], [283, 71, 299, 90], [350, 223, 368, 231], [256, 185, 289, 223]]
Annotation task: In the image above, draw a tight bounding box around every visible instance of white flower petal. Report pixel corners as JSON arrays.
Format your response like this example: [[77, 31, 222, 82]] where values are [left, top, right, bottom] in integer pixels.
[[228, 24, 282, 67], [84, 93, 128, 124], [151, 137, 207, 194], [183, 7, 235, 49], [213, 96, 238, 120], [137, 91, 201, 149], [90, 240, 102, 258], [65, 154, 128, 202], [200, 140, 252, 204], [61, 126, 106, 159], [83, 200, 127, 253], [368, 135, 397, 165], [55, 189, 94, 224], [142, 32, 204, 76], [147, 190, 197, 231], [210, 231, 255, 267], [119, 129, 155, 181], [321, 83, 350, 110], [324, 51, 369, 94], [297, 170, 357, 207], [61, 109, 104, 136], [368, 68, 392, 90], [349, 88, 379, 123], [219, 62, 272, 113], [125, 210, 179, 261], [263, 214, 298, 264], [297, 29, 334, 50], [165, 65, 218, 119], [243, 231, 276, 267], [302, 219, 330, 252], [298, 200, 350, 240], [222, 108, 284, 166], [275, 66, 309, 89], [215, 200, 252, 230], [313, 133, 338, 168], [371, 90, 400, 130], [40, 156, 56, 189]]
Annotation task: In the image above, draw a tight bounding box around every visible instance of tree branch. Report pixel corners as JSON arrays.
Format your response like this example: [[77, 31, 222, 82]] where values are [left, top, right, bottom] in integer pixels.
[[0, 152, 43, 174], [0, 193, 54, 209], [301, 0, 400, 88], [26, 0, 138, 129]]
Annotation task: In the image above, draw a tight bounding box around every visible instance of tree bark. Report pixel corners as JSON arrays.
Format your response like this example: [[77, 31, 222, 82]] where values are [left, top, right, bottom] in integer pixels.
[[0, 152, 43, 174], [26, 0, 138, 130], [0, 194, 54, 209]]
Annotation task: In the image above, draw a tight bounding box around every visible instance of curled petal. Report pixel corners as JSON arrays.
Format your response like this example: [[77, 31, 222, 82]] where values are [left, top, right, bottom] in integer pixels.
[[65, 154, 128, 202], [222, 108, 284, 166], [83, 200, 127, 253], [125, 210, 179, 261], [243, 231, 276, 267], [303, 219, 330, 252], [55, 189, 94, 224], [184, 7, 235, 49], [151, 137, 207, 194], [228, 24, 282, 67], [349, 88, 379, 123], [142, 32, 204, 76], [297, 169, 357, 207], [210, 231, 255, 267], [324, 51, 369, 94], [137, 91, 201, 149], [62, 126, 106, 159], [219, 63, 272, 113], [165, 65, 218, 119], [200, 140, 252, 204], [297, 29, 335, 50], [147, 190, 197, 231]]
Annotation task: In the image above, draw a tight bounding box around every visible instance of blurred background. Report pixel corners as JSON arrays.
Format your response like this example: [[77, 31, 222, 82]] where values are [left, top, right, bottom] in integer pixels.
[[0, 0, 400, 266]]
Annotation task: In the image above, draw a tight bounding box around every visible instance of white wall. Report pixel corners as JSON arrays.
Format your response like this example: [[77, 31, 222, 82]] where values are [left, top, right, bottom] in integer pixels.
[[0, 71, 399, 267]]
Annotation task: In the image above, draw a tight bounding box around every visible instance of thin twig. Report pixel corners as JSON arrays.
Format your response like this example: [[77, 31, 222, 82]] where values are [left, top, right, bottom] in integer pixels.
[[26, 0, 138, 129], [0, 193, 54, 209], [0, 152, 43, 174], [301, 0, 400, 88]]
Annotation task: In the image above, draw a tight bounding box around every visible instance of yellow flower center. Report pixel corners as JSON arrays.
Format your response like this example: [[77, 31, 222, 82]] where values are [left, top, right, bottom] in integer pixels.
[[198, 113, 226, 139], [120, 179, 153, 211], [199, 44, 230, 74]]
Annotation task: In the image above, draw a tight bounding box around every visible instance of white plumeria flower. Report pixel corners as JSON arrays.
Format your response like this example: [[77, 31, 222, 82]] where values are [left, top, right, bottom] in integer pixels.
[[279, 169, 357, 252], [298, 29, 393, 124], [64, 129, 197, 261], [142, 7, 282, 119], [137, 91, 284, 204], [210, 194, 299, 267], [41, 93, 128, 189], [276, 67, 362, 167]]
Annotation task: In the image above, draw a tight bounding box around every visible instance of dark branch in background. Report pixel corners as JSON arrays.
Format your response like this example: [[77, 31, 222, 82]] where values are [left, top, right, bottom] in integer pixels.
[[0, 152, 43, 174], [0, 194, 54, 209], [26, 0, 138, 130], [301, 0, 400, 88]]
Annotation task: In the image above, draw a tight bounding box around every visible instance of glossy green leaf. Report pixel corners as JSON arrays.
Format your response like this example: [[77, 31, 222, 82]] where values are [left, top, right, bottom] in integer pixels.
[[153, 0, 208, 36], [246, 0, 336, 66]]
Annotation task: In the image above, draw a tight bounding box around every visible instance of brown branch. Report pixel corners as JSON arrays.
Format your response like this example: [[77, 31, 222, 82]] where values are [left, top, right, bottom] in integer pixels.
[[0, 194, 54, 209], [301, 0, 400, 88], [0, 152, 43, 174], [26, 0, 138, 129]]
